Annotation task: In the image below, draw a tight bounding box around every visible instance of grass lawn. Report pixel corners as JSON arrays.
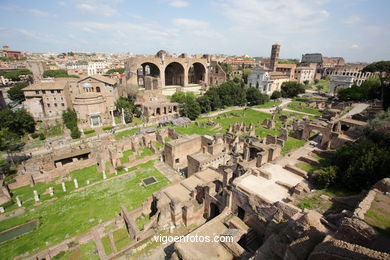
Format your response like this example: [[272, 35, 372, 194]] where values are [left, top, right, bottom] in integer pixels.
[[136, 147, 154, 160], [0, 162, 169, 259], [282, 137, 306, 155], [295, 162, 315, 172], [136, 214, 150, 231], [115, 128, 139, 140], [52, 241, 99, 260], [174, 109, 272, 136], [113, 228, 132, 251], [295, 188, 356, 215], [120, 150, 134, 164], [70, 165, 102, 186], [365, 193, 390, 237], [287, 100, 321, 115], [101, 235, 112, 255], [252, 100, 281, 108]]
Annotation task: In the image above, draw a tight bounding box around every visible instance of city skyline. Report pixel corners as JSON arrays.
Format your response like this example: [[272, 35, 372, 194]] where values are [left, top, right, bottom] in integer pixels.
[[0, 0, 390, 62]]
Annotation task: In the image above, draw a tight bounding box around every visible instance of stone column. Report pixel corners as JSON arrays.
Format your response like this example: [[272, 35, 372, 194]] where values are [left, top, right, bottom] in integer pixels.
[[16, 196, 22, 207], [184, 68, 189, 86], [121, 108, 126, 125], [102, 170, 107, 180], [33, 190, 39, 202], [49, 187, 54, 197], [74, 178, 79, 189], [111, 110, 116, 127], [62, 182, 66, 192]]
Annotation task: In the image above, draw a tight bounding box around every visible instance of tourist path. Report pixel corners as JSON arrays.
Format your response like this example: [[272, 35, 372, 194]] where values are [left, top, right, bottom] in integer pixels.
[[340, 103, 370, 119]]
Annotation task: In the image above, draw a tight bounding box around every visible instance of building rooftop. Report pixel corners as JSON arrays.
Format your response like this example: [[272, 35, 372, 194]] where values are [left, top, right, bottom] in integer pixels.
[[23, 78, 73, 91], [79, 74, 117, 85]]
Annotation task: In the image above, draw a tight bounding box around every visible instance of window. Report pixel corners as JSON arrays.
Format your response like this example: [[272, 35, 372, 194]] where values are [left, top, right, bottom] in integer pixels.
[[42, 90, 46, 94], [54, 103, 57, 107], [35, 91, 39, 94], [62, 103, 65, 107], [175, 158, 180, 164], [47, 104, 50, 107], [51, 90, 54, 93], [96, 86, 101, 92], [57, 90, 61, 93]]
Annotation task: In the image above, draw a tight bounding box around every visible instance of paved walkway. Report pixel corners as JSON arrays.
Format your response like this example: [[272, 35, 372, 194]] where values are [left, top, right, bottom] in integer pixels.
[[154, 161, 183, 184], [341, 103, 370, 119]]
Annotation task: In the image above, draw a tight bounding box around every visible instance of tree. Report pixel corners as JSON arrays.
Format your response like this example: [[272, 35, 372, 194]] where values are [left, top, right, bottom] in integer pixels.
[[363, 61, 390, 110], [174, 92, 201, 120], [242, 68, 253, 84], [0, 69, 32, 81], [246, 87, 269, 106], [0, 128, 25, 165], [0, 108, 35, 136], [197, 95, 212, 113], [107, 68, 125, 74], [62, 109, 81, 139], [303, 80, 309, 85], [7, 82, 28, 102], [316, 85, 324, 93], [43, 69, 79, 78], [271, 91, 281, 99], [281, 82, 305, 98]]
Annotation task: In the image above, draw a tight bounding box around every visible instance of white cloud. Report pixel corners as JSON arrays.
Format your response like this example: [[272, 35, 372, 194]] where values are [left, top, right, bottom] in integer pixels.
[[28, 9, 56, 18], [217, 0, 330, 34], [75, 1, 119, 17], [351, 44, 359, 49], [57, 1, 67, 6], [172, 18, 208, 29], [169, 0, 190, 8], [343, 15, 362, 25]]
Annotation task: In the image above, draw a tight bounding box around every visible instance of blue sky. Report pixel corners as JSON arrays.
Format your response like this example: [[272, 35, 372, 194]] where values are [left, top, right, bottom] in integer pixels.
[[0, 0, 389, 62]]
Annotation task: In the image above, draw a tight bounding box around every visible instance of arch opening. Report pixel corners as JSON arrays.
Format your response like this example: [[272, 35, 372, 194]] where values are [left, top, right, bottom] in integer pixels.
[[165, 62, 185, 86], [137, 62, 160, 88], [188, 62, 206, 84]]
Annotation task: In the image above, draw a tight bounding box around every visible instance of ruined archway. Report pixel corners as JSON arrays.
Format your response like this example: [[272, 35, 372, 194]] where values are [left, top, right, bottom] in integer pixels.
[[137, 62, 160, 87], [188, 62, 206, 84], [165, 62, 185, 86]]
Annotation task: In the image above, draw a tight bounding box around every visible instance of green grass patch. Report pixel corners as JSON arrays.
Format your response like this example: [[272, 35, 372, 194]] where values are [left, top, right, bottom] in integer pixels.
[[365, 193, 390, 237], [120, 150, 134, 164], [101, 235, 112, 255], [103, 125, 114, 131], [298, 196, 321, 210], [287, 100, 321, 115], [83, 129, 95, 135], [70, 165, 102, 186], [136, 214, 150, 231], [153, 141, 163, 149], [0, 164, 169, 259], [113, 228, 132, 250], [282, 137, 306, 154], [136, 147, 154, 160], [115, 128, 139, 140], [295, 162, 314, 173]]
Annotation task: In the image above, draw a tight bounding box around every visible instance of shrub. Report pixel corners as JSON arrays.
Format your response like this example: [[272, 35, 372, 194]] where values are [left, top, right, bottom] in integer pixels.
[[314, 166, 337, 189], [103, 126, 114, 131], [83, 129, 95, 135], [38, 133, 46, 140], [31, 133, 39, 139], [271, 91, 281, 99], [70, 127, 81, 139], [314, 79, 319, 84], [115, 166, 125, 172]]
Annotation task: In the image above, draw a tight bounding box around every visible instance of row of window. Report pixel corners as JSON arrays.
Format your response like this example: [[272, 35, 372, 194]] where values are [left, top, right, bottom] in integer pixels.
[[35, 90, 61, 94], [46, 103, 65, 107]]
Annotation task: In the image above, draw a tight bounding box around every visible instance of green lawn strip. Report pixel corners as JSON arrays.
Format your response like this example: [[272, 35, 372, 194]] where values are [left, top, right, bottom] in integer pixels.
[[70, 165, 102, 186], [295, 162, 314, 173], [287, 101, 321, 115], [136, 147, 154, 160], [0, 165, 170, 259], [115, 128, 140, 140], [79, 241, 99, 260], [120, 150, 134, 164], [153, 141, 163, 149], [253, 100, 281, 108], [101, 235, 112, 255], [282, 137, 306, 155], [365, 193, 390, 237], [136, 214, 150, 231], [113, 228, 132, 250]]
